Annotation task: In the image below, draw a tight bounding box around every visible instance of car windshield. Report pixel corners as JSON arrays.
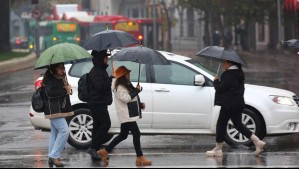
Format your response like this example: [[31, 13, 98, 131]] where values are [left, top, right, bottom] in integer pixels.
[[186, 59, 217, 76]]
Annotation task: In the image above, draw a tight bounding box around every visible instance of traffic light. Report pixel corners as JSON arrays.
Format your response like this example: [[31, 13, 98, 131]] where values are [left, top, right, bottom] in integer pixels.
[[31, 0, 39, 4]]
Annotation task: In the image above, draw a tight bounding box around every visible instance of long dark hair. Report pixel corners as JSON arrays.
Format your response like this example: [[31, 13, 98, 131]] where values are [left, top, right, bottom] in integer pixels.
[[114, 76, 131, 92], [43, 63, 62, 83]]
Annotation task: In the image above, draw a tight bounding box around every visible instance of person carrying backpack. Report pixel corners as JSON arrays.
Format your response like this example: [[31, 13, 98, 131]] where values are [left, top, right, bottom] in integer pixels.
[[97, 66, 152, 166], [86, 50, 114, 161], [43, 63, 74, 167]]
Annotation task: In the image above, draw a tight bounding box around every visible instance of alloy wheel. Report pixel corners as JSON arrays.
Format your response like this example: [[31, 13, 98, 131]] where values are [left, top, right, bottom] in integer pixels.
[[69, 114, 93, 144], [227, 113, 256, 143]]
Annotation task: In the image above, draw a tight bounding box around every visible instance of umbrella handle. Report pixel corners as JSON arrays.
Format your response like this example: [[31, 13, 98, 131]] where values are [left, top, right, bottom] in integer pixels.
[[216, 63, 221, 75], [138, 63, 141, 85], [110, 50, 115, 76]]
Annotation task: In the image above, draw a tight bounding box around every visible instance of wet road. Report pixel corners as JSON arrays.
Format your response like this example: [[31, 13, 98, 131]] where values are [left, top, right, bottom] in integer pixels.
[[1, 68, 299, 168]]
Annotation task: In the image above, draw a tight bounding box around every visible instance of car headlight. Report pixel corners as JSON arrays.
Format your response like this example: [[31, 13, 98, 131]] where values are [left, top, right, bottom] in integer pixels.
[[270, 96, 294, 106]]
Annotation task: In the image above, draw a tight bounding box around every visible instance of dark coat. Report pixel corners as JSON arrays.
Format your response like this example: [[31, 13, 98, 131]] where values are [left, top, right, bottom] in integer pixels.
[[43, 75, 73, 119], [214, 69, 245, 108], [87, 56, 113, 105]]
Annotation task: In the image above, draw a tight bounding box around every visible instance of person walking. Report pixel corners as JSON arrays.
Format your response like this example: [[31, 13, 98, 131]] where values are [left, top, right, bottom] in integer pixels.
[[87, 50, 113, 161], [97, 66, 152, 166], [43, 63, 74, 167], [206, 60, 266, 157]]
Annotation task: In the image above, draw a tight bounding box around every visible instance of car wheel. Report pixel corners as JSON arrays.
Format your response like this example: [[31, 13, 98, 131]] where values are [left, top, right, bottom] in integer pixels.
[[66, 108, 114, 149], [224, 108, 265, 147]]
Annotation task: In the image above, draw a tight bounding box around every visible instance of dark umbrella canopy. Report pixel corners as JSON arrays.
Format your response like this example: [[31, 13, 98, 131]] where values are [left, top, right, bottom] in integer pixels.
[[83, 30, 140, 51], [285, 39, 299, 48], [112, 46, 170, 65], [196, 46, 248, 67]]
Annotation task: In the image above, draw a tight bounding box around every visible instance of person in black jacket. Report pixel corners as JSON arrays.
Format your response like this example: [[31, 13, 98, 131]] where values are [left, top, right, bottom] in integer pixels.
[[87, 50, 113, 161], [43, 63, 74, 167], [206, 60, 266, 157]]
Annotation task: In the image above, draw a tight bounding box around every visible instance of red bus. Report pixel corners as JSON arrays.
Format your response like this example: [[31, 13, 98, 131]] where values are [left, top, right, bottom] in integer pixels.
[[68, 15, 143, 45]]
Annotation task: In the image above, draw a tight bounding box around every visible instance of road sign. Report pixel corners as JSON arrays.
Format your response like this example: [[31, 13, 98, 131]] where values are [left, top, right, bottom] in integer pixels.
[[32, 9, 41, 19]]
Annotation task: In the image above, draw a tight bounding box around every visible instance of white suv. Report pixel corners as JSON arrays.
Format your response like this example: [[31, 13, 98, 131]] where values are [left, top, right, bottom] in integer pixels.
[[29, 51, 299, 149]]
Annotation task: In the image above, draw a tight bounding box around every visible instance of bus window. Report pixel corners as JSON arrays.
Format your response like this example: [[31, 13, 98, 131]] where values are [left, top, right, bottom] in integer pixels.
[[39, 26, 53, 36]]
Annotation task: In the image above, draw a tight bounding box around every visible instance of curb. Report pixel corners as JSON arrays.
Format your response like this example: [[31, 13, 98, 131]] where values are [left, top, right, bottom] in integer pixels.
[[0, 52, 37, 75]]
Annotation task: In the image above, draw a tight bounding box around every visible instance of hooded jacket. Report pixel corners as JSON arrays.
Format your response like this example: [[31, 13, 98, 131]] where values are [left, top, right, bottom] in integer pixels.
[[87, 56, 113, 105], [43, 74, 74, 119], [214, 67, 245, 108]]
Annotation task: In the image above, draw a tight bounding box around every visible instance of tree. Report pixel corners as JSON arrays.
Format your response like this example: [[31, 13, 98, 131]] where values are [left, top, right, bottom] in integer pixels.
[[0, 0, 11, 52], [178, 0, 278, 50]]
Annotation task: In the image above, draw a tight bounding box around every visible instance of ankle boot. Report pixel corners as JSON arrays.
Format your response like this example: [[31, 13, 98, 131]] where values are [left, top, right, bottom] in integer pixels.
[[48, 157, 64, 168], [206, 143, 223, 157], [97, 149, 109, 165], [136, 156, 152, 166], [251, 134, 266, 156]]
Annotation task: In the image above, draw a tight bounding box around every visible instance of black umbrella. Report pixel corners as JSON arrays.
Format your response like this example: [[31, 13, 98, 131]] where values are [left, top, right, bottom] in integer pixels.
[[196, 46, 248, 74], [112, 46, 170, 84], [83, 30, 140, 51], [285, 39, 299, 48]]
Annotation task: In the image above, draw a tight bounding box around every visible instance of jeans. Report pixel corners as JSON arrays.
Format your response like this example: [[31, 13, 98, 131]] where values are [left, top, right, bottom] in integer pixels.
[[106, 122, 143, 157], [48, 117, 69, 159]]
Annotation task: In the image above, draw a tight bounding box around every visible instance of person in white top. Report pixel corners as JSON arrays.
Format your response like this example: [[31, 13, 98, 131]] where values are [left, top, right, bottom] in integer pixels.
[[97, 66, 152, 166]]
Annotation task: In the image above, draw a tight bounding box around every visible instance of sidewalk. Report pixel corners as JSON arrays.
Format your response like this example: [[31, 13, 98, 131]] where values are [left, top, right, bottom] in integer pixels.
[[0, 52, 37, 75]]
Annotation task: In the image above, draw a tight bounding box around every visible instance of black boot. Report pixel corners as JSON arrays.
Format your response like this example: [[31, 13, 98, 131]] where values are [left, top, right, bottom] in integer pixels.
[[87, 149, 101, 161], [48, 157, 64, 168]]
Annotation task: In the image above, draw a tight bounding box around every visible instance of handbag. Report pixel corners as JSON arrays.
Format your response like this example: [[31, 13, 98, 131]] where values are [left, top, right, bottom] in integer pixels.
[[31, 87, 45, 113]]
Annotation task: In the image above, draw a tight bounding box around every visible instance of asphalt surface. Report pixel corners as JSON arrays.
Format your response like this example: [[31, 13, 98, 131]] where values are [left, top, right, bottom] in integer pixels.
[[0, 50, 299, 167]]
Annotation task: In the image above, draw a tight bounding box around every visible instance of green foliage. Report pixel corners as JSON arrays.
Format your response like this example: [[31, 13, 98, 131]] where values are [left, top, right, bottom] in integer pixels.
[[178, 0, 278, 25], [0, 52, 31, 62]]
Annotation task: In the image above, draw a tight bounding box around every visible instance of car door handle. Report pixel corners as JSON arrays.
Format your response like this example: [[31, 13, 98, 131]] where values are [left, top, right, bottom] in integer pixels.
[[155, 89, 170, 92]]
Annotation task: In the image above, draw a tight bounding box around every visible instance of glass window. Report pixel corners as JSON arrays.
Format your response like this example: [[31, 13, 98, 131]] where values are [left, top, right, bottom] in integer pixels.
[[69, 60, 147, 83], [69, 61, 93, 77], [108, 61, 147, 83], [39, 26, 53, 36], [153, 62, 197, 85]]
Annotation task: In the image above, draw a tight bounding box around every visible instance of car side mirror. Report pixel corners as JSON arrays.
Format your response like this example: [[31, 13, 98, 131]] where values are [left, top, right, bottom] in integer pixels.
[[194, 74, 205, 86]]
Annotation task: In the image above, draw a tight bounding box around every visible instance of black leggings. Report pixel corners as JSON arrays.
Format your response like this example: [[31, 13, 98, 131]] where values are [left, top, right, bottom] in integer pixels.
[[106, 122, 143, 157], [216, 106, 253, 143]]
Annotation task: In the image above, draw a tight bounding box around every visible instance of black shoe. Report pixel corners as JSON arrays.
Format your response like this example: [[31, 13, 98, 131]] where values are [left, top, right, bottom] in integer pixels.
[[48, 157, 64, 168], [87, 149, 101, 161]]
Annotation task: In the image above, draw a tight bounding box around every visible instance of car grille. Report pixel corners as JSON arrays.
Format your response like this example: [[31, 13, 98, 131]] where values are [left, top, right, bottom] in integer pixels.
[[294, 96, 299, 107]]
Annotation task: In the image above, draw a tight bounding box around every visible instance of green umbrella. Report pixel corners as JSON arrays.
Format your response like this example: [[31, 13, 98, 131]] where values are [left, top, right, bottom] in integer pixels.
[[34, 43, 92, 69]]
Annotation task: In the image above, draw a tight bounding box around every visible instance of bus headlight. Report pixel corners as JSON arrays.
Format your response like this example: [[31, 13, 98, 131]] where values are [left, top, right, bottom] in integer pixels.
[[270, 96, 294, 106]]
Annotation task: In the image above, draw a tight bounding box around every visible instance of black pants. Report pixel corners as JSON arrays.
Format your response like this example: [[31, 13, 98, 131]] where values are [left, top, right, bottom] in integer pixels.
[[88, 104, 111, 151], [106, 122, 143, 157], [216, 105, 253, 143]]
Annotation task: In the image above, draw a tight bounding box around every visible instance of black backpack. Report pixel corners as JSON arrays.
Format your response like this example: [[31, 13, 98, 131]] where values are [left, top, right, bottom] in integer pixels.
[[31, 86, 45, 112], [78, 73, 89, 102]]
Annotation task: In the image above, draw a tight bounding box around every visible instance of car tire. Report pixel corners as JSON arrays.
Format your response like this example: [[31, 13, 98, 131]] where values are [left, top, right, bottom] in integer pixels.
[[224, 108, 266, 147], [66, 108, 114, 149]]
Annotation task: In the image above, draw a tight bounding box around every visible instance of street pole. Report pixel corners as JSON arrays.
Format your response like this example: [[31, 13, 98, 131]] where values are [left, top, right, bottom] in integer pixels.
[[277, 0, 282, 48], [153, 0, 157, 50]]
